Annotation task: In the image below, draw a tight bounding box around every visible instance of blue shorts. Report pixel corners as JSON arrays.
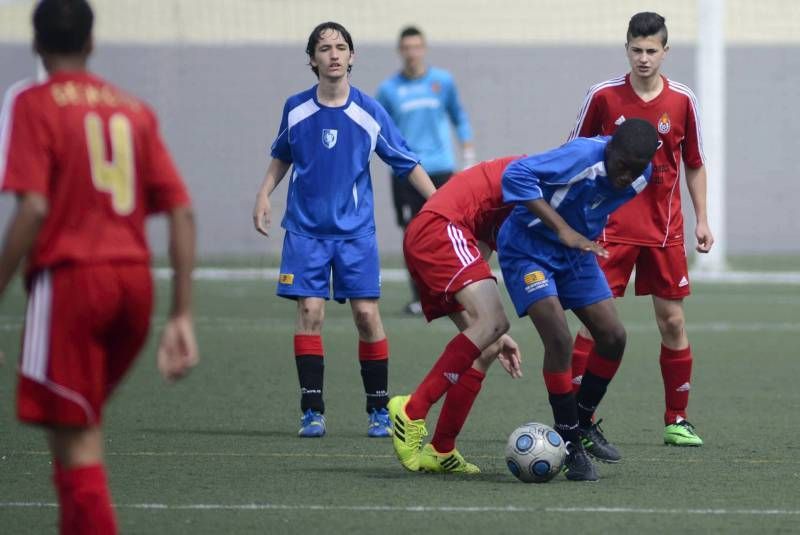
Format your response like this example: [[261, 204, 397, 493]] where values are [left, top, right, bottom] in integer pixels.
[[497, 222, 612, 317], [277, 231, 381, 303]]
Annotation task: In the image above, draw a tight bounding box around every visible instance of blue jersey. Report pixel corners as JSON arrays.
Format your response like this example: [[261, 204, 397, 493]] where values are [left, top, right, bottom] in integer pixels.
[[376, 67, 472, 175], [502, 136, 651, 243], [271, 85, 420, 239]]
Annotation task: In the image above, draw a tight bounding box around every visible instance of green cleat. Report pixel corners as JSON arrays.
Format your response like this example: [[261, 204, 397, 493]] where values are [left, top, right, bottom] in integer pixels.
[[387, 395, 428, 471], [418, 444, 481, 474], [664, 419, 704, 446]]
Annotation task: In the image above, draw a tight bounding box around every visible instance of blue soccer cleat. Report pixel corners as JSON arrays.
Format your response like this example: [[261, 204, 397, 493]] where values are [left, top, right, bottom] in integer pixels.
[[367, 407, 392, 438], [298, 409, 326, 437]]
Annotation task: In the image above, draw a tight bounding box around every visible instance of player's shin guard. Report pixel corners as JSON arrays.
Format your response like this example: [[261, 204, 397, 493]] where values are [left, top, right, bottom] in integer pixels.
[[56, 463, 117, 535], [359, 339, 389, 412], [295, 334, 325, 414], [543, 370, 579, 444], [577, 351, 622, 427], [405, 333, 482, 420], [431, 367, 485, 453], [660, 344, 693, 424], [571, 334, 594, 395]]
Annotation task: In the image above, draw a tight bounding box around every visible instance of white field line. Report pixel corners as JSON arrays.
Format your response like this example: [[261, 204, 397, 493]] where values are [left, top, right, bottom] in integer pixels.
[[0, 502, 798, 516], [6, 450, 799, 464], [153, 268, 800, 285]]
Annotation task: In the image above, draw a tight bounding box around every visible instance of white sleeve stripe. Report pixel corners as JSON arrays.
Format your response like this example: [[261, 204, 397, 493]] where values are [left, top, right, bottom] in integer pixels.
[[287, 98, 320, 129], [344, 102, 381, 153], [377, 133, 418, 164], [667, 80, 706, 164], [568, 75, 626, 141], [0, 79, 37, 188]]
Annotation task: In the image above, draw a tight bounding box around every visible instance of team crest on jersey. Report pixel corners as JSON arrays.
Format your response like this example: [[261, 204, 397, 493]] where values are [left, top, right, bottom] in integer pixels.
[[657, 113, 671, 134], [430, 81, 441, 94], [322, 129, 338, 149]]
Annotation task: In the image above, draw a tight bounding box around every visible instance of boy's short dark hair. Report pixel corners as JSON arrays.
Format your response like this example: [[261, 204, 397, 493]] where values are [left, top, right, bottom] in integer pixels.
[[33, 0, 94, 55], [399, 26, 424, 43], [627, 12, 668, 46], [609, 118, 659, 168], [306, 21, 354, 78]]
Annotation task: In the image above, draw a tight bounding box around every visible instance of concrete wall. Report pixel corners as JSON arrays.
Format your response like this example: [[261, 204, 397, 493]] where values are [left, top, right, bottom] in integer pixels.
[[2, 43, 798, 257]]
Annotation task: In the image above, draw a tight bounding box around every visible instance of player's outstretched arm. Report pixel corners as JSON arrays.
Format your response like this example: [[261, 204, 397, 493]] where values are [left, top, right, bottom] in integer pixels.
[[0, 192, 48, 296], [406, 164, 437, 200], [523, 199, 608, 258], [685, 165, 714, 253], [158, 206, 198, 383], [253, 158, 291, 237]]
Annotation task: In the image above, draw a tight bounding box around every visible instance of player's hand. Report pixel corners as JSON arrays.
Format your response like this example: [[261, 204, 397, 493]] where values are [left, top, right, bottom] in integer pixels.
[[252, 192, 272, 237], [558, 228, 609, 258], [695, 221, 714, 253], [495, 334, 522, 379], [157, 313, 199, 383]]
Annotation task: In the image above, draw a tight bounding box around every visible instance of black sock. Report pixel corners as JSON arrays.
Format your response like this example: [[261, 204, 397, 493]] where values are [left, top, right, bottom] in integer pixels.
[[548, 392, 579, 444], [296, 355, 324, 414], [576, 371, 611, 428], [360, 359, 389, 413]]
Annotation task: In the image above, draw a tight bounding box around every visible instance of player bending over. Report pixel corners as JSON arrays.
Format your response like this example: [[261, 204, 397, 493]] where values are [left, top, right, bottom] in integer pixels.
[[388, 156, 523, 474], [497, 119, 658, 481]]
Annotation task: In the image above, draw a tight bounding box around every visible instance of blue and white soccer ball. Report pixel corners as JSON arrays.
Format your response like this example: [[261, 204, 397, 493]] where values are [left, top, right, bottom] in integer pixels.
[[505, 422, 566, 483]]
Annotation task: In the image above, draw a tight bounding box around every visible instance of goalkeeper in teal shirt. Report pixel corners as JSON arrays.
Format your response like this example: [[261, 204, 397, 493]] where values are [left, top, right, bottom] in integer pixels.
[[376, 26, 474, 314]]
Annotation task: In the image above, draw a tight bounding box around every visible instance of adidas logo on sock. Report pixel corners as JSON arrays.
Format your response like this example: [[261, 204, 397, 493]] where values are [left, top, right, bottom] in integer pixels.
[[572, 375, 583, 385], [444, 372, 460, 384], [676, 382, 691, 392]]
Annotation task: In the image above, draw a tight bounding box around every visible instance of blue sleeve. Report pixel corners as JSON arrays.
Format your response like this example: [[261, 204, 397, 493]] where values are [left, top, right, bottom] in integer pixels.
[[375, 82, 393, 117], [502, 157, 544, 203], [270, 99, 292, 163], [443, 74, 473, 143], [373, 103, 420, 178]]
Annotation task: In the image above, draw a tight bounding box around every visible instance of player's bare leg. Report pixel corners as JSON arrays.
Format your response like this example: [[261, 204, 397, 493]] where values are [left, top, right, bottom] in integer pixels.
[[295, 297, 327, 437], [48, 426, 117, 534], [527, 297, 598, 481], [572, 299, 625, 462], [350, 299, 391, 437], [653, 296, 702, 445]]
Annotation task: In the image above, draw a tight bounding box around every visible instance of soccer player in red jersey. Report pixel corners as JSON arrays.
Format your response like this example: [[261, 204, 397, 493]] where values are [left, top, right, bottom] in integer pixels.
[[0, 1, 198, 533], [388, 156, 523, 473], [567, 12, 714, 449]]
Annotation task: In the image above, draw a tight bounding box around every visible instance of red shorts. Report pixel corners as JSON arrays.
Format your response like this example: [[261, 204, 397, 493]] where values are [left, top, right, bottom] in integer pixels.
[[17, 263, 153, 427], [403, 211, 495, 321], [598, 241, 691, 299]]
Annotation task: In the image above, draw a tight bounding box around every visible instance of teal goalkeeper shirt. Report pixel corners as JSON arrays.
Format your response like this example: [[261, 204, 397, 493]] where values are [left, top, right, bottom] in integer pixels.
[[376, 67, 472, 175]]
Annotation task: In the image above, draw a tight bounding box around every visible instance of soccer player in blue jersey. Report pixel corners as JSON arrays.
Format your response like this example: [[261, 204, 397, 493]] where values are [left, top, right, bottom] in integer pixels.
[[252, 22, 436, 438], [497, 119, 659, 481], [376, 26, 474, 315]]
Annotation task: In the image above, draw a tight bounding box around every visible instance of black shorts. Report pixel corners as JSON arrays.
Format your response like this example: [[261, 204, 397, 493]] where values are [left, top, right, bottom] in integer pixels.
[[391, 172, 452, 228]]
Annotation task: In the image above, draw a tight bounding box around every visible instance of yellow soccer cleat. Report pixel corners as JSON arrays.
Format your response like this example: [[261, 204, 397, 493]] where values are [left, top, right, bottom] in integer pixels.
[[418, 443, 481, 474], [387, 395, 428, 471]]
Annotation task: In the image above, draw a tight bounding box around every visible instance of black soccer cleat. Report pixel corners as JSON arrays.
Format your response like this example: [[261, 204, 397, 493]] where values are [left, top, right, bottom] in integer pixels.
[[578, 419, 622, 463], [563, 441, 599, 482]]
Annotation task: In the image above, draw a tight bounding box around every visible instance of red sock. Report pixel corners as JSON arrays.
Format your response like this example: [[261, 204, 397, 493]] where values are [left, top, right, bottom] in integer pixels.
[[542, 370, 573, 395], [431, 367, 485, 453], [586, 347, 622, 380], [660, 344, 693, 425], [406, 333, 481, 420], [571, 334, 594, 394], [56, 463, 117, 535]]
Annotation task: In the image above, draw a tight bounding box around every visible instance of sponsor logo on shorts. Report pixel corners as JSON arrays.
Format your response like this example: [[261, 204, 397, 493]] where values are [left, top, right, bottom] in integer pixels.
[[279, 273, 295, 285], [614, 115, 626, 126], [678, 276, 689, 287], [523, 270, 549, 293]]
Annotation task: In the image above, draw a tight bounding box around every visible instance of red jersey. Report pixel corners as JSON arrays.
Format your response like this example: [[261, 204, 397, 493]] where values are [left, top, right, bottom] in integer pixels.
[[0, 72, 190, 276], [568, 74, 704, 247], [420, 155, 520, 250]]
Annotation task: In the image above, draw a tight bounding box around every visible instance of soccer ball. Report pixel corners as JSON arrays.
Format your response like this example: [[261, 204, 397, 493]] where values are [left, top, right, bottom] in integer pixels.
[[505, 422, 566, 483]]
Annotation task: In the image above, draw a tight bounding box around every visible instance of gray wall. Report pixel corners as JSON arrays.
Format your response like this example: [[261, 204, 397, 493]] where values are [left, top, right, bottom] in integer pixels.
[[2, 43, 798, 258]]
